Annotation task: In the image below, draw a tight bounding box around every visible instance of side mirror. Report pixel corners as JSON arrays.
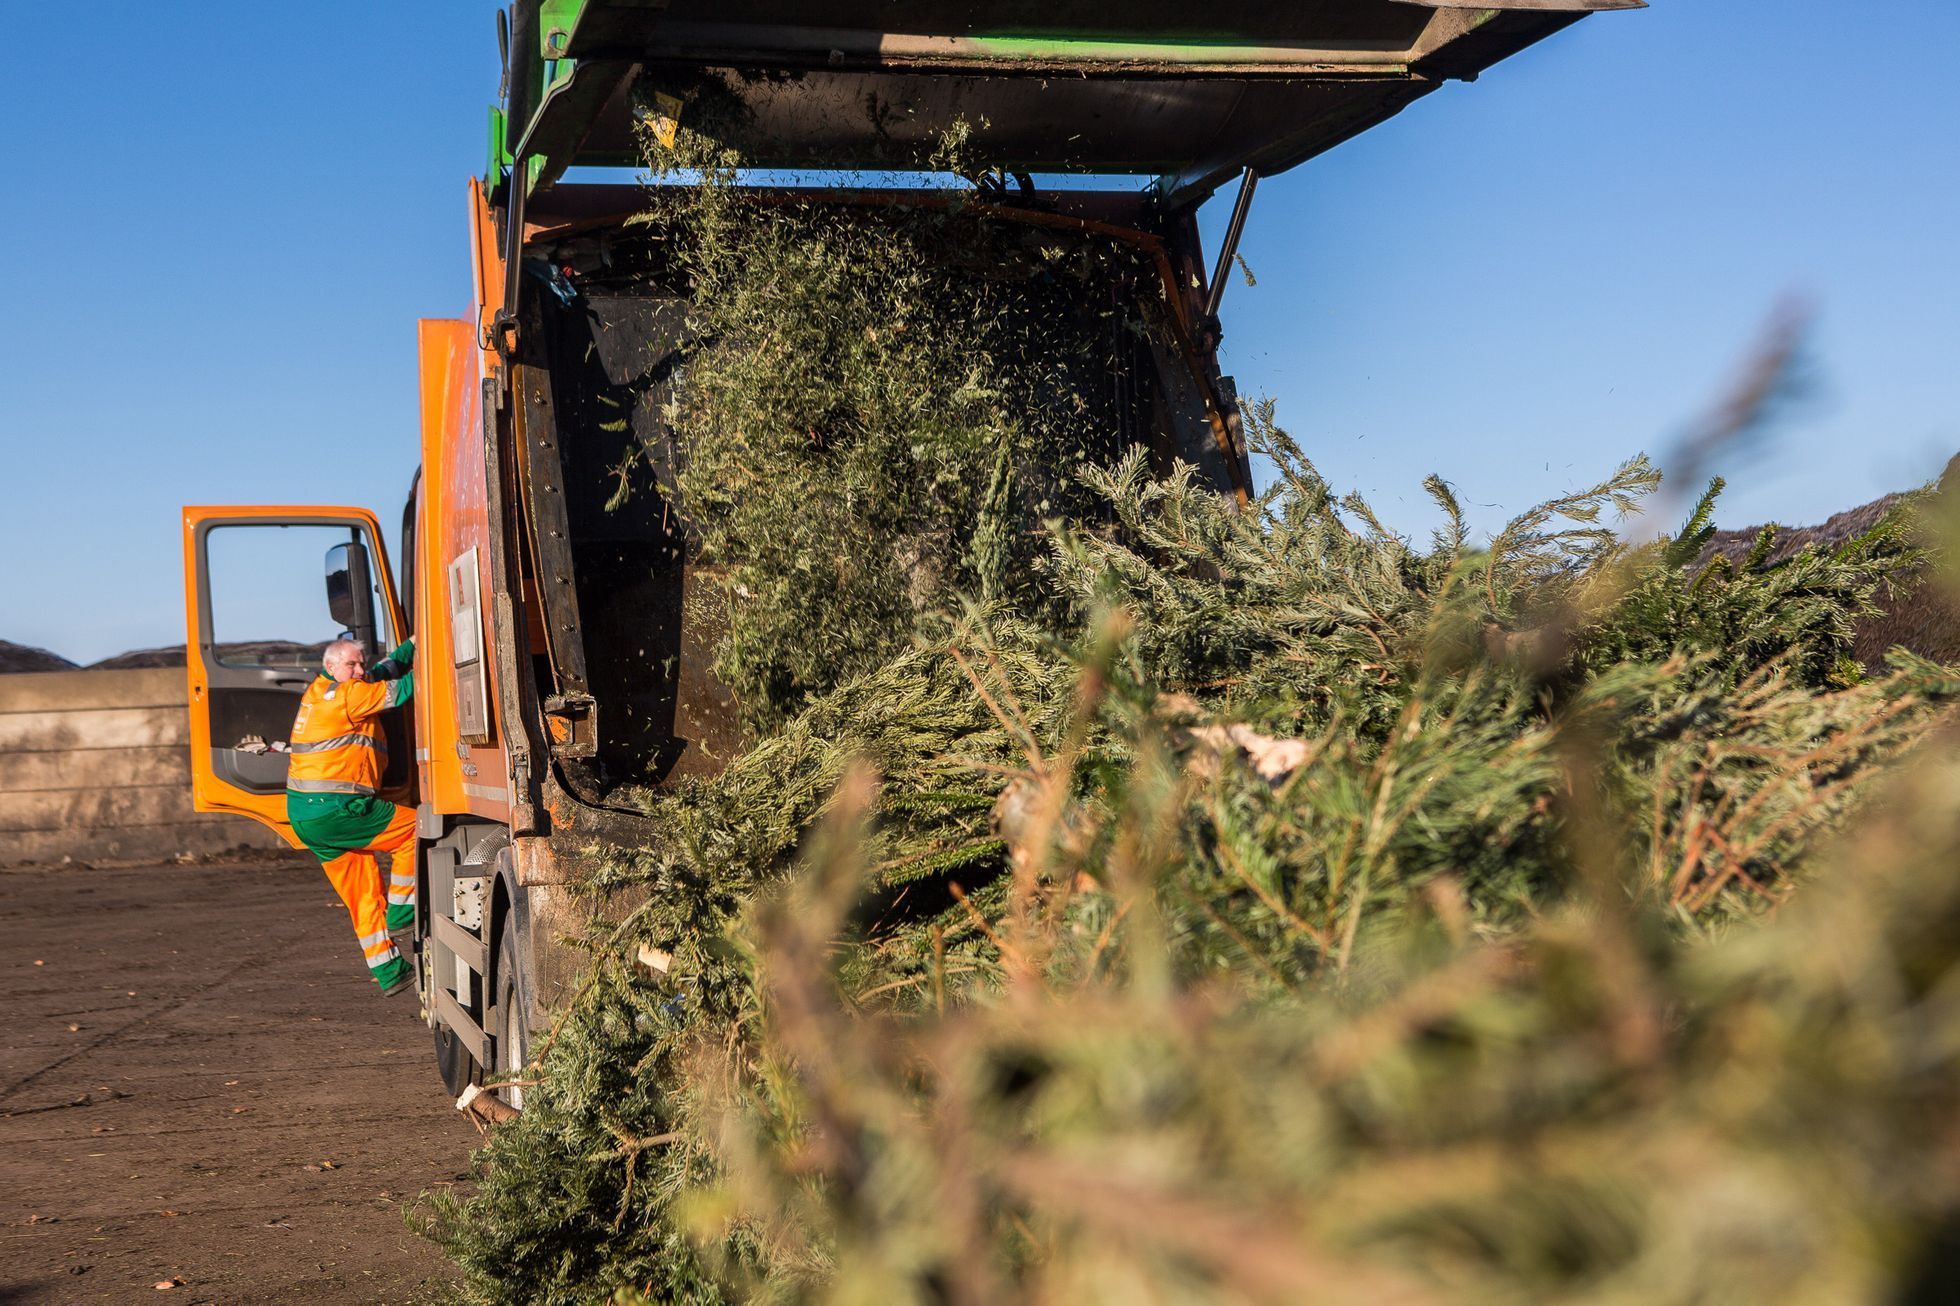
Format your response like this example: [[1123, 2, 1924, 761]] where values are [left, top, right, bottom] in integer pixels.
[[325, 541, 378, 654]]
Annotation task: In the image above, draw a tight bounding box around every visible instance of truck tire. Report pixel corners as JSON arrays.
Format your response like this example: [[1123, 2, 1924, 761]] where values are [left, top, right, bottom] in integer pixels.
[[423, 841, 483, 1098], [433, 1015, 479, 1098], [489, 912, 533, 1109]]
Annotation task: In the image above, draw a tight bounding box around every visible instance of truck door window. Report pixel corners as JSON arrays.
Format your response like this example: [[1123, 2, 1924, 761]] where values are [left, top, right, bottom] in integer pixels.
[[204, 524, 396, 666], [197, 519, 408, 797]]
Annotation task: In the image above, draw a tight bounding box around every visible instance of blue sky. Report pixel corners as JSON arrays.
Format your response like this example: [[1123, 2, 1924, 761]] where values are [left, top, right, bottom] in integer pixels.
[[2, 1, 1956, 665]]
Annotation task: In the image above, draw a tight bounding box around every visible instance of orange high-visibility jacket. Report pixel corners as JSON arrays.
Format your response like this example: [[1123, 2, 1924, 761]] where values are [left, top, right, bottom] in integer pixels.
[[286, 659, 412, 797]]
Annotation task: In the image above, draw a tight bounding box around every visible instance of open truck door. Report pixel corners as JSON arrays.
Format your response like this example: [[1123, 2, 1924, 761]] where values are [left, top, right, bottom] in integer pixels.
[[181, 506, 415, 844]]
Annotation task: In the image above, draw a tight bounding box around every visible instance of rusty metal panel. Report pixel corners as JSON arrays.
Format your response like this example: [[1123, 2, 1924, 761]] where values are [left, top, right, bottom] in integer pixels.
[[507, 0, 1641, 207], [565, 1, 1439, 52], [511, 362, 600, 761], [477, 372, 542, 834]]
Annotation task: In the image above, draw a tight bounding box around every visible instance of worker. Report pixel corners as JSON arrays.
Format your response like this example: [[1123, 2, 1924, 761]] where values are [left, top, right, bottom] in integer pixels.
[[276, 637, 419, 995]]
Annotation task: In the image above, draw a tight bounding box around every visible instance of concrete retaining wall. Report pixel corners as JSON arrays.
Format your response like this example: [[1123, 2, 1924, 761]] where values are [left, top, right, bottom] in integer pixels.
[[0, 668, 290, 866]]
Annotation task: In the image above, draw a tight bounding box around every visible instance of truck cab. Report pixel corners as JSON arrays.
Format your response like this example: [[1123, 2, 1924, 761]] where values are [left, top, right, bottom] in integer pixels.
[[181, 0, 1635, 1100]]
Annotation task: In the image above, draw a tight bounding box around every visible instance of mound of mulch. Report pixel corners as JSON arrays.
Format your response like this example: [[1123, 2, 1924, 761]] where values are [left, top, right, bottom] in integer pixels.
[[0, 641, 77, 674], [1700, 455, 1960, 668]]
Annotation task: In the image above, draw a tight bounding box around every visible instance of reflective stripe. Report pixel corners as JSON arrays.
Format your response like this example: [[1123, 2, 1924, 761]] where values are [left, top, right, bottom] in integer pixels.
[[365, 944, 402, 966], [288, 777, 377, 796], [358, 929, 391, 950], [287, 732, 387, 755]]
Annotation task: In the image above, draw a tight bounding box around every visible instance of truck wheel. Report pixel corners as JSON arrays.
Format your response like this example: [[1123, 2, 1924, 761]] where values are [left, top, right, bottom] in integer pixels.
[[425, 870, 481, 1097], [490, 916, 533, 1108], [433, 1017, 479, 1098]]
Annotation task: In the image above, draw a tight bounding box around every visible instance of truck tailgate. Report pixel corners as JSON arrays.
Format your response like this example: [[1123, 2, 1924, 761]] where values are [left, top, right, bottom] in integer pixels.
[[505, 0, 1641, 206]]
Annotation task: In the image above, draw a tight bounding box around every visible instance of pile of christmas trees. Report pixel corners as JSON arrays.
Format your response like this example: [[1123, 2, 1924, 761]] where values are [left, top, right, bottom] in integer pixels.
[[425, 140, 1960, 1304]]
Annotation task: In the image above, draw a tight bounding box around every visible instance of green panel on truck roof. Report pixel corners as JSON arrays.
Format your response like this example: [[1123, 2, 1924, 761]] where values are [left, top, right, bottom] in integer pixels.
[[499, 0, 1642, 207]]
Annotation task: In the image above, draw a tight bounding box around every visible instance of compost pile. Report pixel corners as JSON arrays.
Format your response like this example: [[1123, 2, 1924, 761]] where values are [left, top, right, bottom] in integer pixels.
[[427, 136, 1960, 1304]]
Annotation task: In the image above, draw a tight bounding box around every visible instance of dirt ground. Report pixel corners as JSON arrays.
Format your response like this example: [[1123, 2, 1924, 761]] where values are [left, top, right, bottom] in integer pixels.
[[0, 859, 479, 1304]]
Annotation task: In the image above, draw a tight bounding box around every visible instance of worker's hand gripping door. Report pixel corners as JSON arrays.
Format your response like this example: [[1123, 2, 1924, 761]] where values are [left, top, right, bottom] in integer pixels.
[[180, 506, 416, 843]]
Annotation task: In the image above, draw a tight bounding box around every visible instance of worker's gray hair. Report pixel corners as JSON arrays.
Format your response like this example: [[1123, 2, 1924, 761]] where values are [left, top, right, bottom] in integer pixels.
[[322, 638, 365, 668]]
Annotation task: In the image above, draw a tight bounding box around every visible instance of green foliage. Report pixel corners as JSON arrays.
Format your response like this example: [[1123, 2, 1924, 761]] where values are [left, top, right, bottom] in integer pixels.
[[641, 130, 1155, 731], [699, 739, 1960, 1305], [426, 403, 1959, 1301], [423, 118, 1960, 1306]]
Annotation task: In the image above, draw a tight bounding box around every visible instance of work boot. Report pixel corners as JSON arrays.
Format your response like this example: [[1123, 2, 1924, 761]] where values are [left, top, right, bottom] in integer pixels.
[[373, 955, 415, 997]]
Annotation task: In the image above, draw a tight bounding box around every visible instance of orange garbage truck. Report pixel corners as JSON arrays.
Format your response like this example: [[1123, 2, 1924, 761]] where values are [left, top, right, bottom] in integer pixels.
[[181, 0, 1638, 1099]]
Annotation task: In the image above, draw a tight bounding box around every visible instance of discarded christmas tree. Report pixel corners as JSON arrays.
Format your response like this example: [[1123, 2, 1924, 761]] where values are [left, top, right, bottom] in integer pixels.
[[423, 132, 1960, 1305]]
